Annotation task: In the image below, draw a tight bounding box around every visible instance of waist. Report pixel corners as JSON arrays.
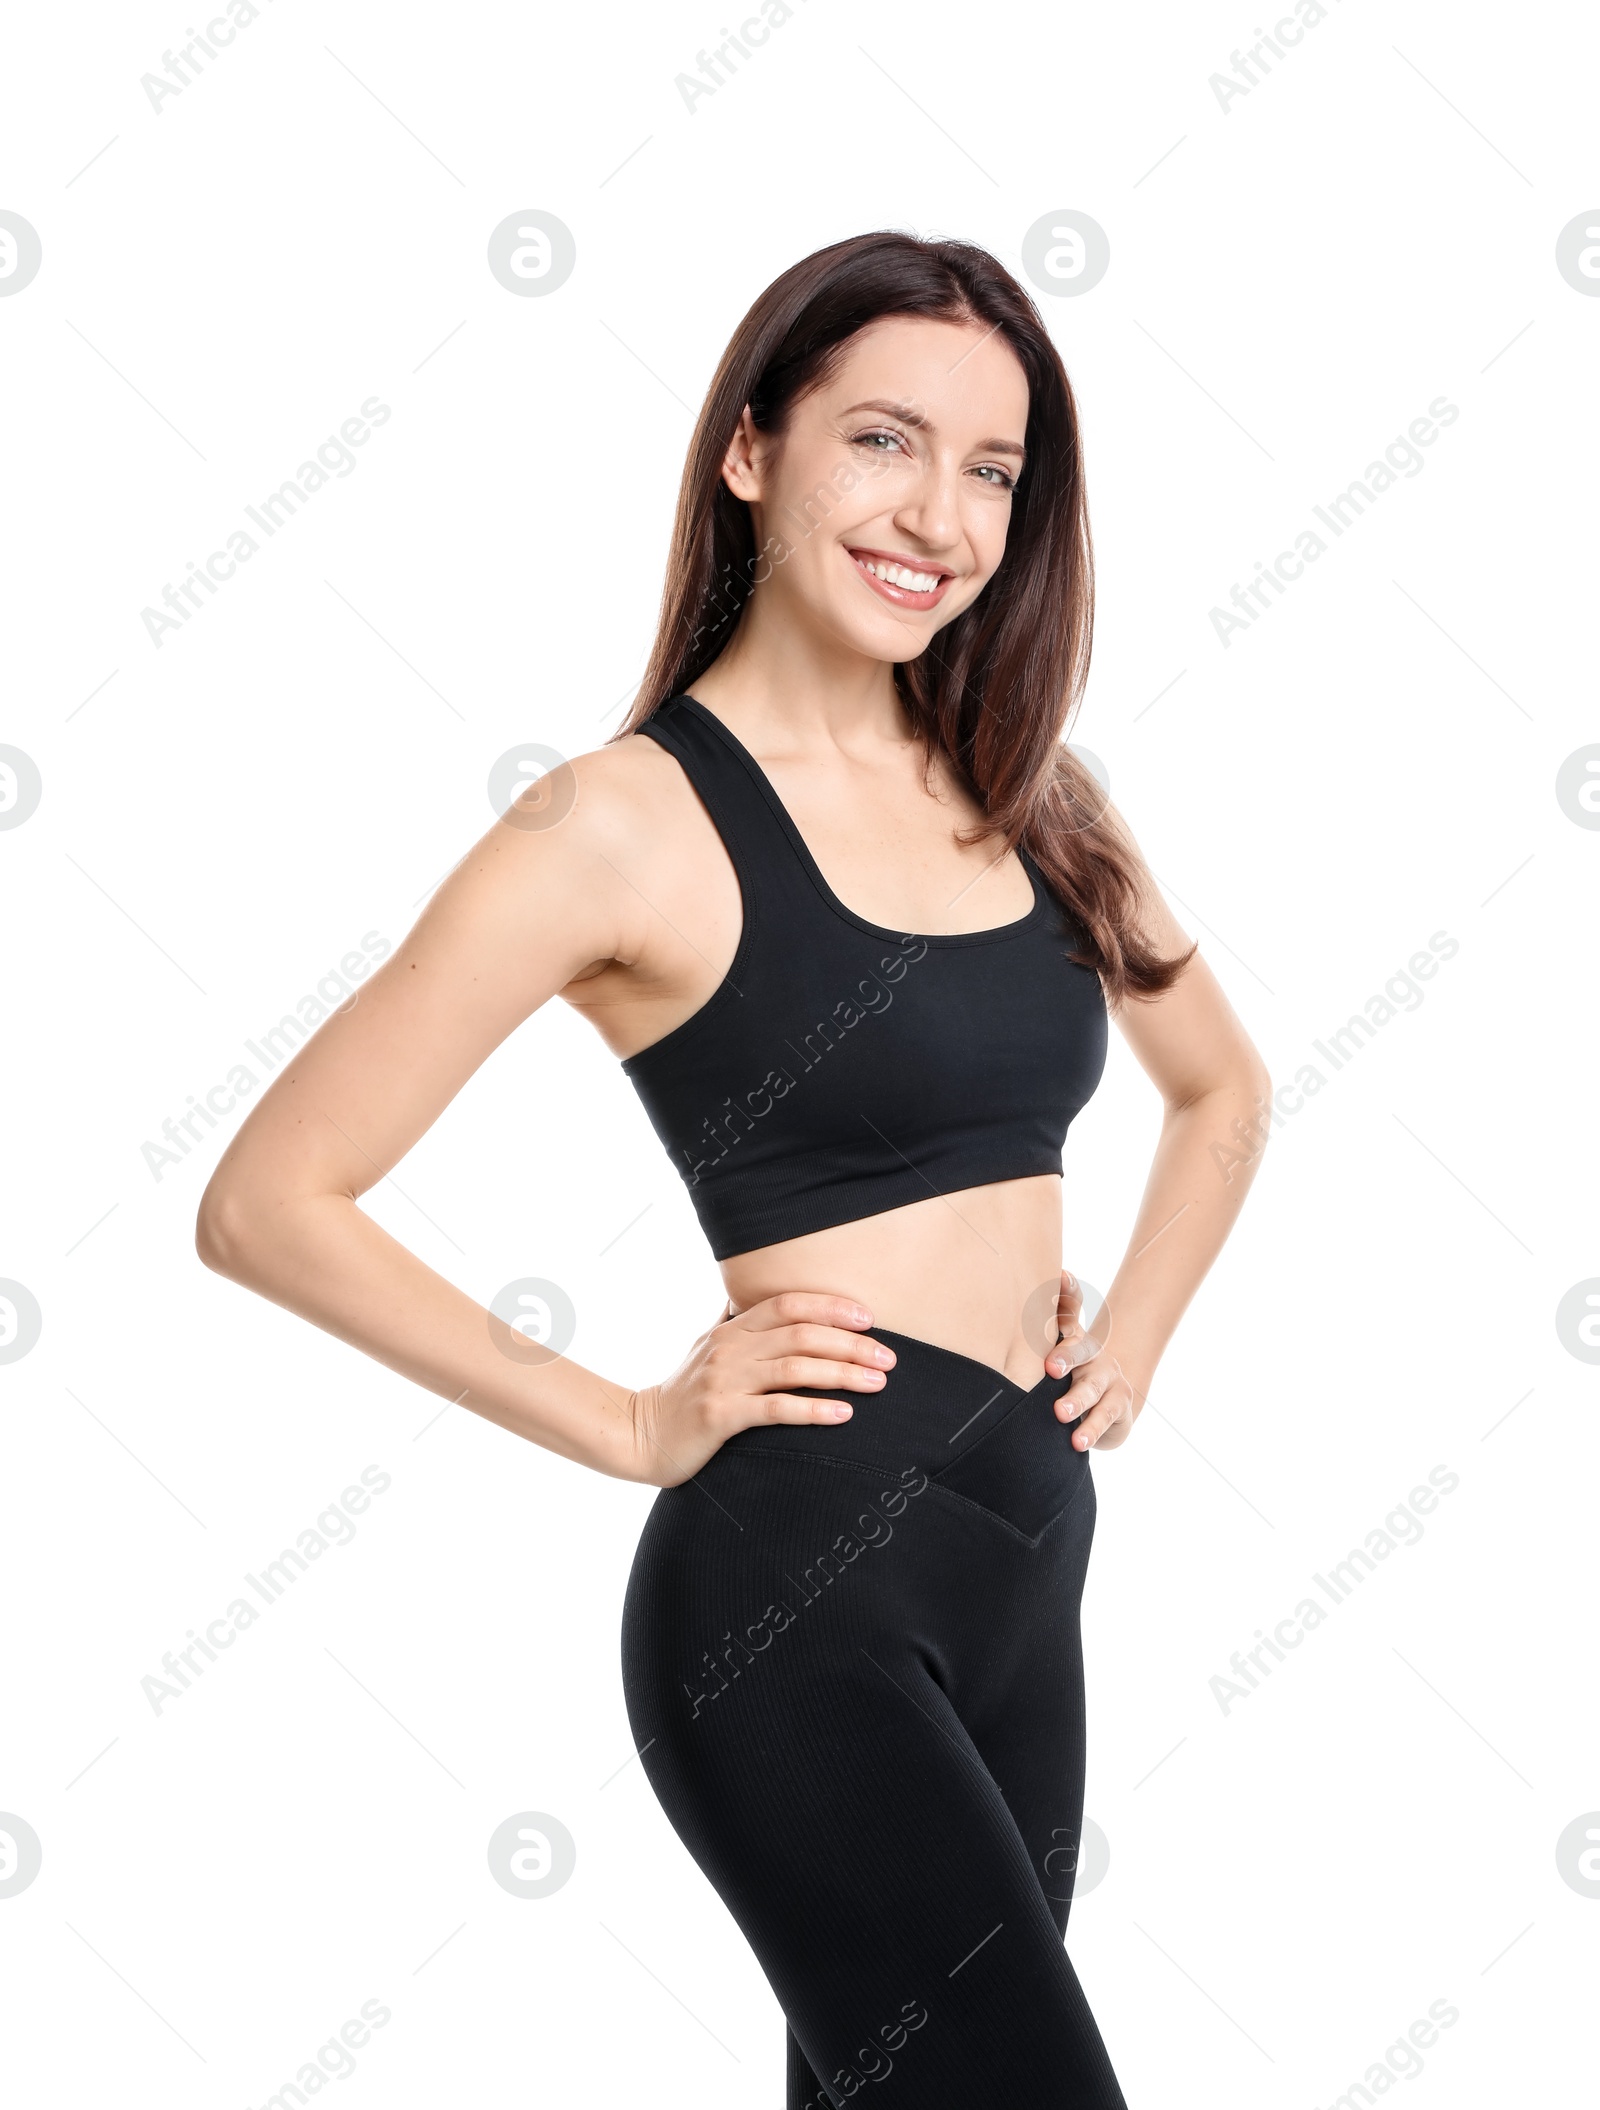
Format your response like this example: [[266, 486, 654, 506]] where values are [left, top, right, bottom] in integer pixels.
[[719, 1173, 1063, 1392], [715, 1325, 1091, 1545]]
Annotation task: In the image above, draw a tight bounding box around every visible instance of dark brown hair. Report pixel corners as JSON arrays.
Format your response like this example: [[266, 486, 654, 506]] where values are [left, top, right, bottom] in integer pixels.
[[614, 229, 1192, 1002]]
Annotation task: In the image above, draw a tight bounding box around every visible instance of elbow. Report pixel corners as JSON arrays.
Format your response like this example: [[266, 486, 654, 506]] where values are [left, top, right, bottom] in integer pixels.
[[1242, 1054, 1274, 1166], [1240, 1054, 1273, 1144], [196, 1176, 335, 1281], [194, 1179, 260, 1279], [1169, 1054, 1273, 1122]]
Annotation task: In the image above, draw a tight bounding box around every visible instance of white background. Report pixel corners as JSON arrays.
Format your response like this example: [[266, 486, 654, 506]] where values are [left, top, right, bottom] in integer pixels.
[[2, 0, 1596, 2103]]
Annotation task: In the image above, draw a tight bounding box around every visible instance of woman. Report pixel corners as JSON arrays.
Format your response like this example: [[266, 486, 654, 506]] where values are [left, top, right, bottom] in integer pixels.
[[198, 231, 1269, 2106]]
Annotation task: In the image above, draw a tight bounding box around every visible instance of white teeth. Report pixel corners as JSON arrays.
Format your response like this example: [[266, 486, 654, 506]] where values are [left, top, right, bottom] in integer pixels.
[[860, 556, 942, 592]]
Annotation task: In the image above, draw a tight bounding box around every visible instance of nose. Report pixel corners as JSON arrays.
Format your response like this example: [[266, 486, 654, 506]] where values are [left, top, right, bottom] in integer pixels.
[[892, 446, 964, 557]]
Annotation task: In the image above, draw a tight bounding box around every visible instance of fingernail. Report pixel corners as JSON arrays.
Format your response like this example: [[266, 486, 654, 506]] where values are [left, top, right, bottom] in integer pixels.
[[872, 1345, 894, 1365], [863, 1370, 885, 1386], [831, 1404, 853, 1418]]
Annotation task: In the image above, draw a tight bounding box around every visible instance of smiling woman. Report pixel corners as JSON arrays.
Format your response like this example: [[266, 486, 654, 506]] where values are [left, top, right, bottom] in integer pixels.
[[196, 229, 1270, 2108]]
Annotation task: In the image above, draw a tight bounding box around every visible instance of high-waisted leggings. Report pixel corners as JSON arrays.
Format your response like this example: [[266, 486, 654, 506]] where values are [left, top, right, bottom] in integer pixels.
[[620, 1329, 1129, 2107]]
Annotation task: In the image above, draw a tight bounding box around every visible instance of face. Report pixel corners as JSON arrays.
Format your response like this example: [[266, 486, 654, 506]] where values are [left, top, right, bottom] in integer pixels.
[[722, 314, 1030, 663]]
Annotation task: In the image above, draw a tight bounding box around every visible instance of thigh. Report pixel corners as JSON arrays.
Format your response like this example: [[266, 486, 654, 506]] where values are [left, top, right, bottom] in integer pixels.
[[955, 1473, 1100, 1938], [622, 1449, 1126, 2106]]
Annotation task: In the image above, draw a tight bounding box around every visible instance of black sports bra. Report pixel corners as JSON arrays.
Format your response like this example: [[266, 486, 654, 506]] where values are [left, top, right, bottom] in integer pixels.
[[621, 695, 1108, 1261]]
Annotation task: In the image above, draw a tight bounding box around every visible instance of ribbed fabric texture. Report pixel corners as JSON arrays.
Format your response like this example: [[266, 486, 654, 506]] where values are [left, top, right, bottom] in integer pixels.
[[621, 695, 1109, 1260], [620, 1332, 1129, 2107]]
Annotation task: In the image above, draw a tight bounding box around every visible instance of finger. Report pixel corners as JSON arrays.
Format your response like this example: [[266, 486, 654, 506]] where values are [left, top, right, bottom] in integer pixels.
[[1054, 1366, 1109, 1422], [1046, 1331, 1101, 1380], [1071, 1382, 1131, 1451], [1043, 1273, 1083, 1374], [1074, 1407, 1118, 1450], [764, 1323, 896, 1369], [742, 1290, 875, 1333], [756, 1354, 890, 1394], [738, 1392, 859, 1427]]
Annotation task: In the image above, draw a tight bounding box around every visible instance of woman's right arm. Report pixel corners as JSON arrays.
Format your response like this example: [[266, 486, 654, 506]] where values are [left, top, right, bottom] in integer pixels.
[[194, 741, 893, 1486]]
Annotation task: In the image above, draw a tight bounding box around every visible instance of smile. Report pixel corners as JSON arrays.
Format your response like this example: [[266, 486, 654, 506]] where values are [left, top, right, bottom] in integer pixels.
[[846, 546, 955, 610]]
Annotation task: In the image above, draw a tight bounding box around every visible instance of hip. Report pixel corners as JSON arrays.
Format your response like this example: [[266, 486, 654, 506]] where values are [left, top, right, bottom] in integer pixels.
[[620, 1327, 1099, 1723]]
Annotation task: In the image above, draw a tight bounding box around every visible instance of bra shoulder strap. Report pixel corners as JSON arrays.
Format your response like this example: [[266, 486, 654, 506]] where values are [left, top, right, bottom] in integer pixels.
[[633, 694, 805, 915]]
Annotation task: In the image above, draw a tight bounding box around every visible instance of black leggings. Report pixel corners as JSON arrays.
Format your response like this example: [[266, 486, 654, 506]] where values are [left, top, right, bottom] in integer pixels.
[[620, 1330, 1128, 2107]]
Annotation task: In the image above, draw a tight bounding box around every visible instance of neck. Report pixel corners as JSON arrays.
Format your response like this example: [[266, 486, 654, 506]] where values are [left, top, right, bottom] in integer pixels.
[[686, 585, 911, 756]]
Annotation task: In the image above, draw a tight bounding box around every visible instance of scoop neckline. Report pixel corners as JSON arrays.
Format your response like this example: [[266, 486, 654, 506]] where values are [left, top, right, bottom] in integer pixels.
[[671, 693, 1051, 948]]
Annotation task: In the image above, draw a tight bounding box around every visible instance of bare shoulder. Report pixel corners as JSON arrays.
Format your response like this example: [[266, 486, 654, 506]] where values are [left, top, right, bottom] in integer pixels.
[[386, 727, 699, 998], [558, 725, 698, 853], [440, 729, 692, 890], [545, 728, 716, 913]]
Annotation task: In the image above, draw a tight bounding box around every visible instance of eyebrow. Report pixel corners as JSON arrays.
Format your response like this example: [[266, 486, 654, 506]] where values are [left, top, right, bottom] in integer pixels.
[[837, 398, 1027, 462]]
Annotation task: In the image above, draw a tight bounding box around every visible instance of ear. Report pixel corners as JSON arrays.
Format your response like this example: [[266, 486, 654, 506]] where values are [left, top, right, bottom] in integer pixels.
[[720, 405, 765, 501]]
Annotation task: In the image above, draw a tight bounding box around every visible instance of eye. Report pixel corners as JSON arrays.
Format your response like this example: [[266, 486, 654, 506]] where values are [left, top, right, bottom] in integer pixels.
[[973, 463, 1017, 491], [850, 427, 907, 454]]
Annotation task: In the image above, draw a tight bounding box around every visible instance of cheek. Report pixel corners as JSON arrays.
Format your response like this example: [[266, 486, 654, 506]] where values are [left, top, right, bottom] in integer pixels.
[[964, 497, 1013, 577], [787, 533, 853, 604], [766, 470, 876, 575], [769, 439, 876, 522]]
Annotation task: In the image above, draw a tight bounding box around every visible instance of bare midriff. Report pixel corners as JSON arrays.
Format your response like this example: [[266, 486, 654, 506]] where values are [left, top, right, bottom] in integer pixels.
[[718, 1171, 1063, 1391]]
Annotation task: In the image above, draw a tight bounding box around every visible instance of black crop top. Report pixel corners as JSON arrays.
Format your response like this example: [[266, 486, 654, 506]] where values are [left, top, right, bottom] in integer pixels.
[[620, 695, 1108, 1261]]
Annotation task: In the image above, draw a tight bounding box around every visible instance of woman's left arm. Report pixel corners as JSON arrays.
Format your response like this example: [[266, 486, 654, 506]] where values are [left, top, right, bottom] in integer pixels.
[[1050, 813, 1273, 1450]]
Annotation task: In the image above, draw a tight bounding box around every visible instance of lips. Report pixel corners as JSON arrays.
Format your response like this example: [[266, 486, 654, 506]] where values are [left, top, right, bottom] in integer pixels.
[[846, 546, 955, 611]]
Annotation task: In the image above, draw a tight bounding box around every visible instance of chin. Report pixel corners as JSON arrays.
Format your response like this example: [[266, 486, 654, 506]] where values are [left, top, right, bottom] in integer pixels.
[[821, 594, 941, 663], [838, 616, 929, 666]]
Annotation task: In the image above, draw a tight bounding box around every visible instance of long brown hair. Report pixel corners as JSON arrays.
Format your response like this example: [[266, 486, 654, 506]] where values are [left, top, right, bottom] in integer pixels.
[[614, 229, 1192, 1003]]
